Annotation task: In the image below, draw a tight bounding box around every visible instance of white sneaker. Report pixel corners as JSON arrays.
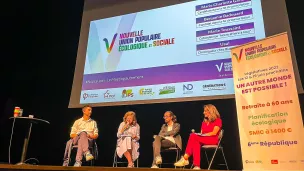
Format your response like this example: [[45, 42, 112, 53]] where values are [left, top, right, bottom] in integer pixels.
[[151, 164, 159, 168], [174, 157, 189, 167], [85, 152, 94, 161], [73, 161, 82, 167], [193, 166, 201, 170], [155, 156, 162, 165]]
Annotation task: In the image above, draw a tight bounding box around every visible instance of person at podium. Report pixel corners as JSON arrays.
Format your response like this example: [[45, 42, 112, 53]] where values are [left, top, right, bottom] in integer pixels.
[[62, 105, 99, 167], [116, 111, 140, 168], [174, 104, 222, 170], [151, 111, 182, 168]]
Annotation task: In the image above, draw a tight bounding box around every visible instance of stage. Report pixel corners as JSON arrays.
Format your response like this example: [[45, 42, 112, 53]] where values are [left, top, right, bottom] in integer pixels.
[[0, 164, 238, 171]]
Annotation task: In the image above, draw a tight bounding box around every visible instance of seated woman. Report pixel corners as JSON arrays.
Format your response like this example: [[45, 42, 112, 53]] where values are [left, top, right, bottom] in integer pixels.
[[116, 111, 140, 168], [174, 104, 222, 170], [151, 111, 182, 168]]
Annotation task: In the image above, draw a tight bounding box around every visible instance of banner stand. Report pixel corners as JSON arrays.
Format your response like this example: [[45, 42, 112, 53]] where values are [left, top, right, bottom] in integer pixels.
[[231, 32, 304, 171]]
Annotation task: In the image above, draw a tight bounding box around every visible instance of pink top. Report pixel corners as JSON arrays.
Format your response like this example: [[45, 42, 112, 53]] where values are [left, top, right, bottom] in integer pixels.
[[201, 118, 222, 137]]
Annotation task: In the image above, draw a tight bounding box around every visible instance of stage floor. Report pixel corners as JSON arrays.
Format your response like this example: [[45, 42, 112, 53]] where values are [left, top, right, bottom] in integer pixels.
[[0, 164, 237, 171]]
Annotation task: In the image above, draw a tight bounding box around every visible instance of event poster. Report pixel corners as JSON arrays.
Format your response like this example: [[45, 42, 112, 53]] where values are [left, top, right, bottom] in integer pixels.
[[231, 32, 304, 170]]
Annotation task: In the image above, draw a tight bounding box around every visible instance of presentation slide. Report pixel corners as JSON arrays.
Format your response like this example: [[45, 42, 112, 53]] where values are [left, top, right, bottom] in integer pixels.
[[80, 0, 265, 104]]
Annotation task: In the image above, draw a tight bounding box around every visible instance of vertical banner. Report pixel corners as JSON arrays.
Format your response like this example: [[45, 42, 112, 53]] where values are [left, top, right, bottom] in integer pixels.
[[231, 32, 304, 171]]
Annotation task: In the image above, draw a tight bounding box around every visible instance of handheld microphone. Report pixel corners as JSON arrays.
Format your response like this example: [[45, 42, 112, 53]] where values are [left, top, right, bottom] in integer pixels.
[[125, 121, 131, 129]]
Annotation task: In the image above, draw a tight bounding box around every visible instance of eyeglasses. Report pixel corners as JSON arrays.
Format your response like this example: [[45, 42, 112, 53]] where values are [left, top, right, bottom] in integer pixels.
[[163, 116, 171, 119]]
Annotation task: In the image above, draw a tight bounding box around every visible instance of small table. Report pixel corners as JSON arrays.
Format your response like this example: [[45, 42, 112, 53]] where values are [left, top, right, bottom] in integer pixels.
[[9, 117, 50, 165]]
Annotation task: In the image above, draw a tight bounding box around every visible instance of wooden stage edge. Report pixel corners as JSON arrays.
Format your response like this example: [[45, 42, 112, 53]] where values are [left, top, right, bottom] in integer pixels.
[[0, 164, 237, 171]]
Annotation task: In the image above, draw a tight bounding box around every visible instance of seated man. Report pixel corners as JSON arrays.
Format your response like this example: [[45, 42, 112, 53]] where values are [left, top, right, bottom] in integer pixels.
[[62, 105, 98, 167], [151, 111, 182, 168]]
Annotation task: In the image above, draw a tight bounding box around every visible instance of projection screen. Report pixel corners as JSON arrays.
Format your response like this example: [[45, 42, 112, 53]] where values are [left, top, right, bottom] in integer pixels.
[[69, 0, 303, 108]]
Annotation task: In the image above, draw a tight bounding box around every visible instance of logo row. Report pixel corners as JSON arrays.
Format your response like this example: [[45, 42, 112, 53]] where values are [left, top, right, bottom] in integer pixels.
[[245, 159, 304, 164], [82, 83, 227, 100]]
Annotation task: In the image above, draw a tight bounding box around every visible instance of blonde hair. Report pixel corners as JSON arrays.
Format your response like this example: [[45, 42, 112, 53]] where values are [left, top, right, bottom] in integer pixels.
[[123, 111, 137, 125], [204, 104, 220, 122]]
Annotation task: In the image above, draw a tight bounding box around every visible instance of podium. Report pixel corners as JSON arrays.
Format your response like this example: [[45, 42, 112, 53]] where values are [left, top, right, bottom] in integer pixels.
[[9, 117, 50, 165]]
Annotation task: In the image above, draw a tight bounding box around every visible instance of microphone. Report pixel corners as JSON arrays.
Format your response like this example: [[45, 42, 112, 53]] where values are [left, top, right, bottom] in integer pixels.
[[191, 129, 195, 133], [125, 121, 131, 129]]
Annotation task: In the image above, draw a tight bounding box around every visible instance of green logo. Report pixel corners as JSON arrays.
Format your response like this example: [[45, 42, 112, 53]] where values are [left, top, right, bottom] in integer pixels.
[[159, 86, 175, 95]]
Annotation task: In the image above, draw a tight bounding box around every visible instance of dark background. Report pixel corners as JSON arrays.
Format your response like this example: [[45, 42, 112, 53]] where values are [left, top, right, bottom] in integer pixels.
[[1, 0, 303, 170]]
